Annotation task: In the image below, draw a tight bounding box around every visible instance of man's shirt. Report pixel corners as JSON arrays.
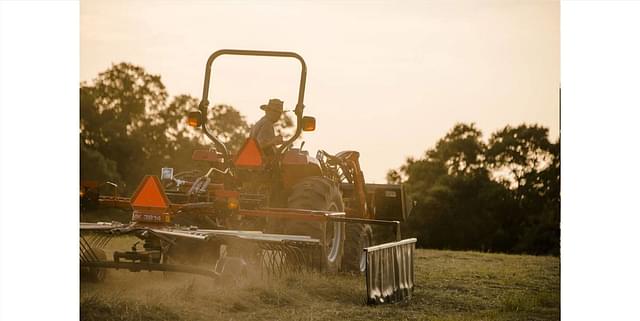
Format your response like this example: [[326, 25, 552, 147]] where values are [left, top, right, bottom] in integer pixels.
[[250, 116, 276, 149]]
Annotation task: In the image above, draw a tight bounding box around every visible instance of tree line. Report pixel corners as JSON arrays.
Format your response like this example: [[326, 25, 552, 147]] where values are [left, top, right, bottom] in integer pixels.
[[81, 63, 559, 255], [388, 123, 560, 255], [80, 63, 289, 192]]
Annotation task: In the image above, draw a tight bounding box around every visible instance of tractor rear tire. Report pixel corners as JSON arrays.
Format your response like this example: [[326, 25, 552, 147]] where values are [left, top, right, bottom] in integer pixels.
[[285, 176, 345, 272], [342, 223, 373, 272]]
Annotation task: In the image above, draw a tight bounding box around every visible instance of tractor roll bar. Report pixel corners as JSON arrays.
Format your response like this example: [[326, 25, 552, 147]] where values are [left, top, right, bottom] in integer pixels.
[[198, 49, 308, 163]]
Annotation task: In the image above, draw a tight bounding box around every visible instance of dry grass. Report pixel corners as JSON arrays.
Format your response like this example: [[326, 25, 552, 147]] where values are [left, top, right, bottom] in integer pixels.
[[81, 247, 559, 321]]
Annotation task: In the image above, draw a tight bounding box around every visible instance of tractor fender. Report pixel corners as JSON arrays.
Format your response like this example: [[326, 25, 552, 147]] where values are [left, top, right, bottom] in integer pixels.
[[281, 149, 323, 189]]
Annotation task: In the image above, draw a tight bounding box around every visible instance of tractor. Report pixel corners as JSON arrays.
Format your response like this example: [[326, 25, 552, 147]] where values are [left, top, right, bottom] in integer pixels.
[[80, 49, 415, 304]]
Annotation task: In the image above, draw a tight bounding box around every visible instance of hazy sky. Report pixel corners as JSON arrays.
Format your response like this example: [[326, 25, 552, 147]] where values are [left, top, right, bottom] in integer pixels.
[[81, 0, 559, 182]]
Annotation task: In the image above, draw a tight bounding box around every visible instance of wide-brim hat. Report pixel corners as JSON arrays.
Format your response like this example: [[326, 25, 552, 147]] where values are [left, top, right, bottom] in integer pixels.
[[260, 98, 284, 113]]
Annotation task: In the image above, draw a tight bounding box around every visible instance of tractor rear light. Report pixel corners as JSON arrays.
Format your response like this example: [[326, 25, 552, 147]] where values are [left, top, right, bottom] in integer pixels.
[[187, 110, 203, 127], [234, 138, 263, 168], [227, 197, 239, 210], [187, 118, 199, 127], [301, 116, 316, 131]]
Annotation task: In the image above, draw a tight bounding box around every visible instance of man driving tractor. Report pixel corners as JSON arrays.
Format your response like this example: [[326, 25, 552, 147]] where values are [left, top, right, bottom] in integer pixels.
[[250, 98, 285, 155]]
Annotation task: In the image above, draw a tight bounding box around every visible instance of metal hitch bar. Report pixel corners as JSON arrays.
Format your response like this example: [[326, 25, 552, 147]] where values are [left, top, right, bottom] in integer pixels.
[[81, 261, 220, 279]]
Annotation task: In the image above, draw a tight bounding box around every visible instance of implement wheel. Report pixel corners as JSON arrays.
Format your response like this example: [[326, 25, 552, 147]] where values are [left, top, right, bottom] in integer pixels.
[[342, 223, 373, 272], [285, 176, 345, 272]]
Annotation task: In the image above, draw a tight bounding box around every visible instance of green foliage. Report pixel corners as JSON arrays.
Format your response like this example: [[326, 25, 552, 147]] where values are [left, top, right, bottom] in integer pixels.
[[80, 63, 250, 192], [208, 103, 250, 153], [431, 123, 487, 176], [80, 144, 121, 183], [487, 124, 554, 190], [395, 123, 560, 255]]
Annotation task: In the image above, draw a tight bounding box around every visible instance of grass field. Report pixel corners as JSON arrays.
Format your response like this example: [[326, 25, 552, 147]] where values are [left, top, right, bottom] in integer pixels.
[[80, 247, 560, 321]]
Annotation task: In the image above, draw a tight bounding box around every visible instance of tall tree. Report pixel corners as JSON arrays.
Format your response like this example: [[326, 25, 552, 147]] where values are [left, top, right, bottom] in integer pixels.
[[391, 123, 559, 255], [431, 123, 487, 177], [80, 63, 251, 191], [486, 124, 554, 191], [80, 63, 169, 189], [398, 123, 496, 249], [208, 103, 250, 153], [486, 125, 559, 254]]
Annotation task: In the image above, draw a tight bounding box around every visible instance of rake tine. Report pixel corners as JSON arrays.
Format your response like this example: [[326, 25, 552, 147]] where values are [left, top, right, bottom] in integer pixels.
[[80, 244, 89, 262], [96, 234, 112, 249], [277, 244, 285, 272], [80, 236, 99, 262]]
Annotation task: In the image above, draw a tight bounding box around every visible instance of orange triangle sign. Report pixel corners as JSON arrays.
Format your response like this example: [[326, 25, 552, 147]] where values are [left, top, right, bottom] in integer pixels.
[[130, 175, 170, 209], [234, 138, 264, 168]]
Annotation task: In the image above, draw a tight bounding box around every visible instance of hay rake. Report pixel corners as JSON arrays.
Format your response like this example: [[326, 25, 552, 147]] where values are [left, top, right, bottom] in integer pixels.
[[80, 222, 325, 280]]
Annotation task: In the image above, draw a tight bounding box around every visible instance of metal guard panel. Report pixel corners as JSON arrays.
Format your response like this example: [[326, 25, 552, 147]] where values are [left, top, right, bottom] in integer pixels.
[[364, 238, 417, 304]]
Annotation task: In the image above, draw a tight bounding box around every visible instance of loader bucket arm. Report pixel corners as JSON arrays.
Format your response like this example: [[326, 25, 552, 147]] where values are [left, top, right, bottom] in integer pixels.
[[198, 49, 308, 164]]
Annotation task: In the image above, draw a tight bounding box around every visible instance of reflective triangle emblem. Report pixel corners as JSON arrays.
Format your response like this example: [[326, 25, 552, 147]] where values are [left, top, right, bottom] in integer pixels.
[[130, 175, 170, 210], [234, 138, 264, 168]]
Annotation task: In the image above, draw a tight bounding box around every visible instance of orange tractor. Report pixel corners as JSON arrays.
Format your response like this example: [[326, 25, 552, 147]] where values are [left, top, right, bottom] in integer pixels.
[[80, 49, 416, 304]]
